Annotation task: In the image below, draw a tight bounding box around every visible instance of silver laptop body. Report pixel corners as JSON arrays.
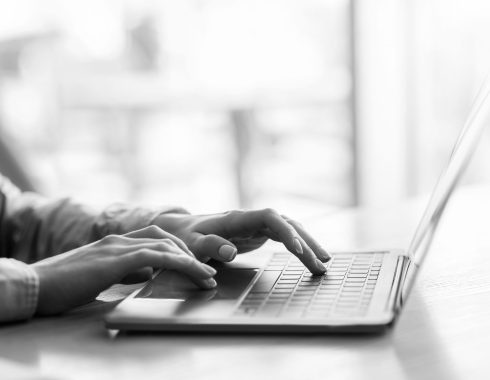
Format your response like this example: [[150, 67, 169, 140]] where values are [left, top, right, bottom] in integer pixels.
[[105, 78, 490, 333]]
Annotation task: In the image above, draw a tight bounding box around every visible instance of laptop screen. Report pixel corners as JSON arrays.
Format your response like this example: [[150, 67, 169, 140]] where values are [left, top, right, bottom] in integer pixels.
[[401, 77, 490, 301]]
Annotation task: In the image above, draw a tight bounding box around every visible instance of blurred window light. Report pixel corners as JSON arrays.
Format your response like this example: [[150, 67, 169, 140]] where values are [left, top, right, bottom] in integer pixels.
[[406, 0, 490, 196], [0, 0, 354, 218]]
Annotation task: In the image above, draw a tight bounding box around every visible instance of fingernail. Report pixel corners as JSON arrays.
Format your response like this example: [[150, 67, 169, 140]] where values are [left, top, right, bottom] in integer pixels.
[[318, 255, 329, 263], [319, 250, 331, 263], [203, 264, 217, 276], [203, 278, 217, 288], [218, 245, 237, 261], [294, 238, 303, 255], [315, 259, 326, 273], [321, 247, 331, 262]]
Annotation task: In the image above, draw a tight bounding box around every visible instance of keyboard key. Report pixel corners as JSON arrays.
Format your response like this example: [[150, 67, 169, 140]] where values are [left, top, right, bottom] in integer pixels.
[[345, 277, 366, 282], [301, 277, 322, 283], [325, 275, 344, 280], [342, 287, 362, 293], [234, 251, 384, 319], [315, 293, 337, 299], [270, 293, 290, 298], [343, 283, 364, 288], [266, 266, 286, 271], [275, 284, 296, 289], [278, 280, 299, 284], [320, 285, 341, 291]]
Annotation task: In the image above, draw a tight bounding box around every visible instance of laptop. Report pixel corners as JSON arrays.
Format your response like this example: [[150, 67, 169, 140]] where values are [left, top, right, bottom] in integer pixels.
[[105, 78, 490, 333]]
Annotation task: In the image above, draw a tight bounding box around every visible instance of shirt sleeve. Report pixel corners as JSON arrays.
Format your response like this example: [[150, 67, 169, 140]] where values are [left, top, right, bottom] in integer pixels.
[[0, 173, 189, 323], [0, 258, 39, 323], [0, 174, 189, 264]]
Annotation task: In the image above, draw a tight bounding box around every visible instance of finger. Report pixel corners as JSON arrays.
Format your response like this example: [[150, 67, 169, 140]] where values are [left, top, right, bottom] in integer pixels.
[[125, 248, 217, 289], [259, 210, 325, 273], [228, 236, 269, 253], [259, 211, 326, 274], [193, 234, 238, 262], [261, 228, 325, 275], [283, 216, 331, 263], [295, 235, 326, 275], [225, 209, 300, 253], [124, 225, 195, 257], [120, 267, 153, 284], [108, 238, 199, 274], [116, 238, 183, 256], [225, 209, 325, 274]]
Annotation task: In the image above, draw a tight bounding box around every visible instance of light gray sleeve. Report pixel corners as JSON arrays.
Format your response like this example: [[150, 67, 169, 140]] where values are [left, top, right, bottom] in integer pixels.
[[0, 258, 39, 323], [0, 173, 189, 264]]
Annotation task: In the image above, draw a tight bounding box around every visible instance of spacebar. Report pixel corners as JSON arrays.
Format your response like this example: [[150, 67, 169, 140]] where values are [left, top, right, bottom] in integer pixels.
[[250, 271, 282, 293]]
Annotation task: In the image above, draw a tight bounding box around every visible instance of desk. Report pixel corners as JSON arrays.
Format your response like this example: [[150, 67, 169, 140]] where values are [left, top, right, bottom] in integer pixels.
[[1, 185, 490, 380]]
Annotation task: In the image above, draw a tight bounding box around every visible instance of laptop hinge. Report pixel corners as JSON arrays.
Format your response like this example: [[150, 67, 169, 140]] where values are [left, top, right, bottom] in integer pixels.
[[390, 254, 410, 313]]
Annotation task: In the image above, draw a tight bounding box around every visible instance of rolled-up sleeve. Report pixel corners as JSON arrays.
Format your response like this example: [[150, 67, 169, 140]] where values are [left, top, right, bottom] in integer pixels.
[[0, 258, 39, 323]]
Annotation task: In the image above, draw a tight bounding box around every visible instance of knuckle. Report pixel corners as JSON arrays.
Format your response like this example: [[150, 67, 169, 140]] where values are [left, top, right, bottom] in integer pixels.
[[101, 234, 120, 244], [262, 207, 279, 217], [180, 255, 194, 266], [146, 224, 162, 234], [181, 255, 197, 268], [133, 248, 150, 259], [162, 238, 177, 247], [169, 235, 185, 246], [148, 242, 165, 254], [226, 209, 245, 218], [154, 242, 167, 252]]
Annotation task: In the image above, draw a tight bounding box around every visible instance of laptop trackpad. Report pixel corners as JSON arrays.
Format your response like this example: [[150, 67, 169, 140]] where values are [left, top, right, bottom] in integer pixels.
[[132, 268, 258, 318]]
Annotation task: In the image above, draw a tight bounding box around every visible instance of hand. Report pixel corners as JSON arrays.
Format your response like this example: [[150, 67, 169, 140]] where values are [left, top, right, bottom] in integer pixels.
[[32, 225, 217, 315], [154, 209, 330, 275]]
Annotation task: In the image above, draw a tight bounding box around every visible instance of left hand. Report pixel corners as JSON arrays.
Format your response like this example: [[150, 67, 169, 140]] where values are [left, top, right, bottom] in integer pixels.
[[153, 209, 330, 275]]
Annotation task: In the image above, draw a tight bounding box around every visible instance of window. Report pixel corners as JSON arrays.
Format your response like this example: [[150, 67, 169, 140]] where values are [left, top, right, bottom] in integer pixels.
[[0, 0, 355, 217]]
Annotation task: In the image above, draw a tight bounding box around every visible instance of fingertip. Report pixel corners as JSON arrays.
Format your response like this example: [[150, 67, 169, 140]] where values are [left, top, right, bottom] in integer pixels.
[[318, 251, 331, 263], [202, 263, 217, 276], [307, 259, 326, 276], [218, 245, 237, 261], [196, 235, 236, 262], [318, 256, 329, 263], [202, 277, 217, 289], [315, 259, 327, 274], [320, 247, 331, 262]]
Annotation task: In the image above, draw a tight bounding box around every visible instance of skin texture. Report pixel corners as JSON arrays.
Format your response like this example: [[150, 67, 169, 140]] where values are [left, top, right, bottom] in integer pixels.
[[32, 208, 330, 316], [153, 208, 330, 274], [32, 225, 216, 316]]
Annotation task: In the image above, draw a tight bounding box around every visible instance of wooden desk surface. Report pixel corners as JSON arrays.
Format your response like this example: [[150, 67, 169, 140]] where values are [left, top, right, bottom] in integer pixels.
[[2, 185, 490, 380]]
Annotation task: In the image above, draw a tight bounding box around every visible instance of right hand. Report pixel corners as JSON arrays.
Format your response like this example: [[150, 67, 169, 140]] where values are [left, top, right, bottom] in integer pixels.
[[32, 225, 217, 316]]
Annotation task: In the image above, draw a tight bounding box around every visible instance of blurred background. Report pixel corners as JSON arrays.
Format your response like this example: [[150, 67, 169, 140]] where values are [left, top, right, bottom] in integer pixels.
[[1, 0, 490, 217]]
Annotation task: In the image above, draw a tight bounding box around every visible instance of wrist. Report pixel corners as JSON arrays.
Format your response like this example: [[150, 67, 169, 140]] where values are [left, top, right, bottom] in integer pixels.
[[96, 204, 190, 238], [152, 212, 190, 233]]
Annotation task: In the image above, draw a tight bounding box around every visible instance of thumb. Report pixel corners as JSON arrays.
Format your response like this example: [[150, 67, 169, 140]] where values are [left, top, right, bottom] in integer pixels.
[[194, 234, 237, 262]]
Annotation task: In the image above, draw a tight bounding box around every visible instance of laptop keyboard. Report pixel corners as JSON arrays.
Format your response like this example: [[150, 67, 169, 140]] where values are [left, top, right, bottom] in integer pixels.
[[233, 252, 384, 319]]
